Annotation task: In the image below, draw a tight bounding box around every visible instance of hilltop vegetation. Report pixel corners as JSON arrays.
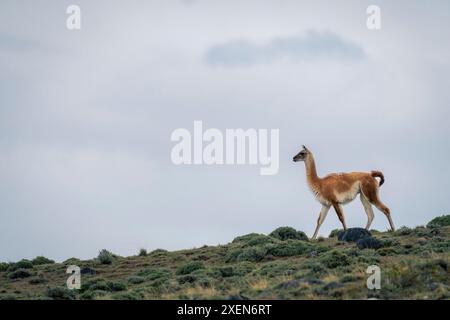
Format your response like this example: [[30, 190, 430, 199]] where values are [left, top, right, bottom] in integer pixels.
[[0, 216, 449, 300]]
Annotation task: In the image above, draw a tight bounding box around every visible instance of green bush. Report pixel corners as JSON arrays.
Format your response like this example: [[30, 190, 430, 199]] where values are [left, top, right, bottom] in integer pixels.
[[320, 250, 352, 269], [97, 249, 114, 265], [394, 226, 412, 236], [232, 262, 254, 276], [266, 240, 314, 257], [138, 248, 147, 257], [108, 281, 127, 292], [63, 257, 82, 265], [427, 215, 450, 228], [301, 260, 328, 276], [8, 269, 33, 279], [329, 229, 343, 238], [46, 287, 76, 300], [177, 274, 197, 284], [0, 262, 9, 272], [29, 276, 47, 285], [232, 233, 275, 246], [9, 259, 33, 271], [176, 261, 204, 275], [270, 227, 309, 241], [112, 290, 144, 300], [350, 249, 380, 264], [216, 266, 234, 277], [258, 261, 297, 277], [225, 246, 267, 263], [137, 267, 171, 280], [149, 249, 168, 255], [128, 276, 145, 284], [80, 278, 127, 292], [31, 256, 55, 265]]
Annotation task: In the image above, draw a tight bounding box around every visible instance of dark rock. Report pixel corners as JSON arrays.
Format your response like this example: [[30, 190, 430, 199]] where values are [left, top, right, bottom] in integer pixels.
[[338, 228, 372, 242], [357, 237, 383, 250]]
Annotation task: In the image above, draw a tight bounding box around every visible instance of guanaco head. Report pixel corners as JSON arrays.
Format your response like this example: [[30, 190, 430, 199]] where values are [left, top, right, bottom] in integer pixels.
[[293, 145, 310, 162]]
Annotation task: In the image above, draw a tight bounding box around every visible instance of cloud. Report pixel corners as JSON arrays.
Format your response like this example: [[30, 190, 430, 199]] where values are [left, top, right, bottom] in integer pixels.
[[204, 30, 365, 66]]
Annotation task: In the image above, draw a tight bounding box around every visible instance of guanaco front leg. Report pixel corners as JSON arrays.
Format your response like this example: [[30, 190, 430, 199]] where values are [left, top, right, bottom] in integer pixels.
[[312, 205, 330, 239], [332, 203, 347, 230]]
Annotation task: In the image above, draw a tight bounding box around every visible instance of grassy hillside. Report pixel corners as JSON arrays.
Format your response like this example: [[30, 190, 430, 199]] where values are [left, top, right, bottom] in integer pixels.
[[1, 215, 449, 300]]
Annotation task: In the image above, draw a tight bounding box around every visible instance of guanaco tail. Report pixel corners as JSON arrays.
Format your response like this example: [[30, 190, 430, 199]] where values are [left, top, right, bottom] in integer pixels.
[[293, 146, 395, 239]]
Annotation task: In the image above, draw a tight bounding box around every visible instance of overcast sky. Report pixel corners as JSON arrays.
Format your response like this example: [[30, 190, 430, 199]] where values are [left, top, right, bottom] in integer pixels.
[[1, 0, 450, 262]]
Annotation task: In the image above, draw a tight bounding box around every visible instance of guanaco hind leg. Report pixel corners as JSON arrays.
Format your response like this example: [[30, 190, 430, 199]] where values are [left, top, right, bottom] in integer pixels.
[[360, 193, 375, 230], [361, 180, 395, 231]]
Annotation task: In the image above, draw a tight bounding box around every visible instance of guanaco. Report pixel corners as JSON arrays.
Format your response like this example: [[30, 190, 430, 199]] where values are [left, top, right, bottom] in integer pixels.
[[293, 146, 395, 239]]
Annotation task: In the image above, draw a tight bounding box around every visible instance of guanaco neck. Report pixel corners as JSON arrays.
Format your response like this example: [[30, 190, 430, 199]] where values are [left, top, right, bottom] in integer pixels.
[[304, 153, 320, 190]]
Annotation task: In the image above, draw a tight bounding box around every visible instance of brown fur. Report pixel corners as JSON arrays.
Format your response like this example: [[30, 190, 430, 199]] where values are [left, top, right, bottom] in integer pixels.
[[293, 146, 395, 239]]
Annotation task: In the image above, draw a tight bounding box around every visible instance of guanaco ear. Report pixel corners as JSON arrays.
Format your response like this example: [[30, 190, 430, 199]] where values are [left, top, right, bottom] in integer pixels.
[[302, 145, 309, 151]]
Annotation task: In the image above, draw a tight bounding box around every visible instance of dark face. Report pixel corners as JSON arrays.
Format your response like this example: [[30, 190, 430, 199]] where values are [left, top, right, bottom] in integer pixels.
[[293, 146, 309, 162]]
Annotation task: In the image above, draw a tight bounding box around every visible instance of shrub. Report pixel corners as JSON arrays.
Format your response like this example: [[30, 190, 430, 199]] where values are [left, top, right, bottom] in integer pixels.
[[46, 287, 75, 300], [176, 261, 204, 275], [8, 269, 33, 279], [232, 233, 275, 246], [394, 226, 412, 236], [81, 278, 105, 292], [149, 249, 168, 255], [31, 256, 55, 265], [266, 240, 314, 257], [63, 257, 82, 265], [301, 260, 328, 276], [340, 274, 360, 283], [216, 266, 234, 277], [329, 229, 343, 238], [225, 246, 267, 263], [128, 276, 145, 284], [112, 290, 144, 300], [97, 249, 113, 265], [138, 248, 147, 257], [31, 256, 55, 266], [29, 276, 47, 285], [232, 262, 254, 276], [427, 215, 450, 228], [9, 259, 33, 271], [270, 227, 309, 241], [258, 261, 296, 277], [320, 250, 352, 269], [0, 263, 9, 272], [177, 275, 197, 284], [350, 249, 380, 264], [137, 267, 171, 281], [108, 281, 127, 292]]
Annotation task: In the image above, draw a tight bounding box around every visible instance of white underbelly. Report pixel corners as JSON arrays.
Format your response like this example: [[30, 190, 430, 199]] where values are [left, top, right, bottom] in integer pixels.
[[334, 183, 360, 204]]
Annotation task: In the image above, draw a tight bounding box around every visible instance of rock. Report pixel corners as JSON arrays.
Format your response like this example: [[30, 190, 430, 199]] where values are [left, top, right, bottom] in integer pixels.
[[356, 237, 382, 250], [338, 228, 372, 242]]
